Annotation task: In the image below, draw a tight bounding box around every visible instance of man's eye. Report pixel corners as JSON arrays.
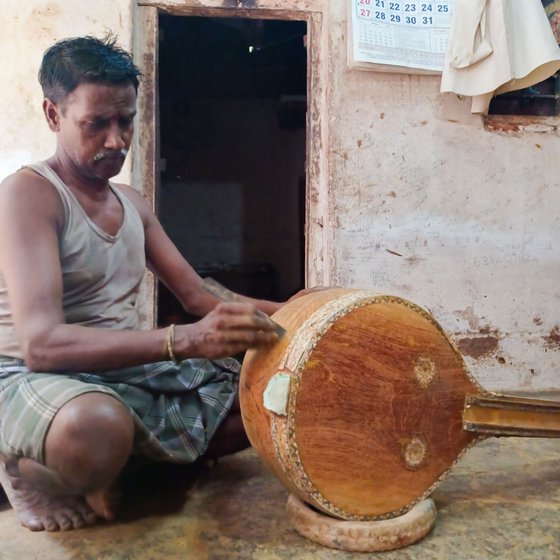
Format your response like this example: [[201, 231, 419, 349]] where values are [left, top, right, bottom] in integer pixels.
[[86, 120, 105, 130]]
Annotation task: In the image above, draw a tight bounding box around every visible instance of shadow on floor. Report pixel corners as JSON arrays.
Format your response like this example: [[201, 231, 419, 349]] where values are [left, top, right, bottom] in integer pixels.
[[117, 460, 206, 522]]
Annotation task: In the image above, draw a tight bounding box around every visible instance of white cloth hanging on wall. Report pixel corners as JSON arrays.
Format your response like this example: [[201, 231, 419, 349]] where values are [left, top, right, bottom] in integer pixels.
[[440, 0, 560, 114]]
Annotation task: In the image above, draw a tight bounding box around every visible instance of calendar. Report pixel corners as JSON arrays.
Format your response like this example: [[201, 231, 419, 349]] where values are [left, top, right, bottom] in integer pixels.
[[349, 0, 454, 73]]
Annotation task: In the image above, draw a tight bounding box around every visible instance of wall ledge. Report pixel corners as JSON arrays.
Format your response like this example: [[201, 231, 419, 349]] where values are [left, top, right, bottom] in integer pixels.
[[484, 115, 560, 135]]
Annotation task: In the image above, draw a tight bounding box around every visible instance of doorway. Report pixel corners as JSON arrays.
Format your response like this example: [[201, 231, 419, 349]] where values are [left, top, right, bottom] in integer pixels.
[[157, 14, 308, 325]]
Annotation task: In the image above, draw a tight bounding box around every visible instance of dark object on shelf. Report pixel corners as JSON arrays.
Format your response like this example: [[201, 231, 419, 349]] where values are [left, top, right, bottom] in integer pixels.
[[489, 73, 560, 116]]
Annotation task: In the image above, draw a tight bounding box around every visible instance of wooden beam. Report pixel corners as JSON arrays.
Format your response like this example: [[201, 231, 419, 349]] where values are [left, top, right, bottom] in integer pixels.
[[138, 0, 325, 14], [132, 4, 159, 328]]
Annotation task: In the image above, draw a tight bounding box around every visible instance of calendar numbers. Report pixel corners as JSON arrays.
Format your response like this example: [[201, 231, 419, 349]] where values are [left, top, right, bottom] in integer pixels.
[[357, 0, 451, 27]]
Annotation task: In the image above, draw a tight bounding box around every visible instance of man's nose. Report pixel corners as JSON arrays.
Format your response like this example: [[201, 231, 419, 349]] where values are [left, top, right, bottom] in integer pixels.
[[105, 123, 127, 151]]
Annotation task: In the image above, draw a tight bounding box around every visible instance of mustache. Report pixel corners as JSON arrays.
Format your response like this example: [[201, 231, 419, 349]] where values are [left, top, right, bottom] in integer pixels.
[[93, 148, 128, 162]]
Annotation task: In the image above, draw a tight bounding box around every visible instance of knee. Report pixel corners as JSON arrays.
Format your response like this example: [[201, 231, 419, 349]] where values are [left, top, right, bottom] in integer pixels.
[[45, 393, 134, 490]]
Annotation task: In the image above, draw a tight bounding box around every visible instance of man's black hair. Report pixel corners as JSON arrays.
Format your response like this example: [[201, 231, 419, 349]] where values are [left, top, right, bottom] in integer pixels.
[[38, 35, 142, 104]]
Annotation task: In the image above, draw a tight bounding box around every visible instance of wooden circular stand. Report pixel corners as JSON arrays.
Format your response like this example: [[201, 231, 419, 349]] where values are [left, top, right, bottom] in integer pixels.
[[286, 494, 437, 552]]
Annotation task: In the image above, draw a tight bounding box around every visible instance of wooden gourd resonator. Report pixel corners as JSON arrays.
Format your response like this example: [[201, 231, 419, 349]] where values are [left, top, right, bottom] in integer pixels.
[[239, 288, 560, 521]]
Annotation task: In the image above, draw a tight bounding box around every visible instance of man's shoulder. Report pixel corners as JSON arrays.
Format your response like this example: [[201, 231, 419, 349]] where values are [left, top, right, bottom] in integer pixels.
[[0, 165, 63, 218], [113, 182, 141, 199], [1, 165, 55, 192]]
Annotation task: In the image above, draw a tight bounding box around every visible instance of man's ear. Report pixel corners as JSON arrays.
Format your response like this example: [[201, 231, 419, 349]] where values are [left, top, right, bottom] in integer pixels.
[[43, 98, 62, 132]]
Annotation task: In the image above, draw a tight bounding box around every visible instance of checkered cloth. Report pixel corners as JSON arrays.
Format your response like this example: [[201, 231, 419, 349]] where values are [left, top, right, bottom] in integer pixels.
[[0, 357, 240, 464]]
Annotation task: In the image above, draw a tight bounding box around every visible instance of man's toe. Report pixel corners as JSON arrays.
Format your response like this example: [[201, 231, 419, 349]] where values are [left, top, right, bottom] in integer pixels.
[[22, 515, 45, 532], [66, 509, 88, 529], [56, 512, 74, 531], [77, 504, 98, 525], [43, 515, 60, 532]]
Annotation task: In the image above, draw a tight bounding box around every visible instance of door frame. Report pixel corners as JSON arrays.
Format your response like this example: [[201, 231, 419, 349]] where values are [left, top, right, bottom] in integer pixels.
[[132, 0, 332, 326]]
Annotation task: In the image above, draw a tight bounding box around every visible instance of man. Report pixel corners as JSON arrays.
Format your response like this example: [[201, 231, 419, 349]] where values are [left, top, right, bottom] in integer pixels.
[[0, 35, 286, 532]]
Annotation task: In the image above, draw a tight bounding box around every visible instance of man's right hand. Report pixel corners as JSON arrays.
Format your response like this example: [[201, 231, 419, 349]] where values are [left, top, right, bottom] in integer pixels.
[[174, 302, 280, 359]]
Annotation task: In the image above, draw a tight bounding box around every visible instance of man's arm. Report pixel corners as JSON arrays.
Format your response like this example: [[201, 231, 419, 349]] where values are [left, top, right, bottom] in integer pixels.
[[0, 172, 277, 373]]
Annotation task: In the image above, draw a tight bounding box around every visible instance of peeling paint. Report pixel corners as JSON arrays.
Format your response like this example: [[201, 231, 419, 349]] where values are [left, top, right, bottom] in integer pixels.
[[457, 336, 500, 359], [454, 306, 480, 331], [543, 326, 560, 350]]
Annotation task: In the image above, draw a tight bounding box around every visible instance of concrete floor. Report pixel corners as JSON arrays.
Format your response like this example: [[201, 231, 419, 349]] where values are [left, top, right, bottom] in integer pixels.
[[1, 435, 559, 559]]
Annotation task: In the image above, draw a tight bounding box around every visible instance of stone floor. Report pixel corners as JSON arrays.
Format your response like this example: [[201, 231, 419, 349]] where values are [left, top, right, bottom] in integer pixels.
[[0, 434, 559, 560]]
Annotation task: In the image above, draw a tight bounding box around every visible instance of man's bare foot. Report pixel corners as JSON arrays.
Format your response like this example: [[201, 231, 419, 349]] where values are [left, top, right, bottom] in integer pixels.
[[85, 485, 122, 522], [0, 455, 98, 531]]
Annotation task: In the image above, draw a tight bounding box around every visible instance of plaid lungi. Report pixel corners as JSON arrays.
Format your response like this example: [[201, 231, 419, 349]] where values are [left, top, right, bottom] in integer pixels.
[[0, 356, 240, 465]]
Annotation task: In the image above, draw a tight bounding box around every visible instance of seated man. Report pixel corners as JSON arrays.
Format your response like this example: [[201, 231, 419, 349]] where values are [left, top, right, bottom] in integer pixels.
[[0, 35, 286, 532]]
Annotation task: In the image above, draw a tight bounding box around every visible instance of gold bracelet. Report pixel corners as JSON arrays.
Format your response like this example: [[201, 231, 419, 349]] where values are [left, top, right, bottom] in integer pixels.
[[164, 324, 181, 365]]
